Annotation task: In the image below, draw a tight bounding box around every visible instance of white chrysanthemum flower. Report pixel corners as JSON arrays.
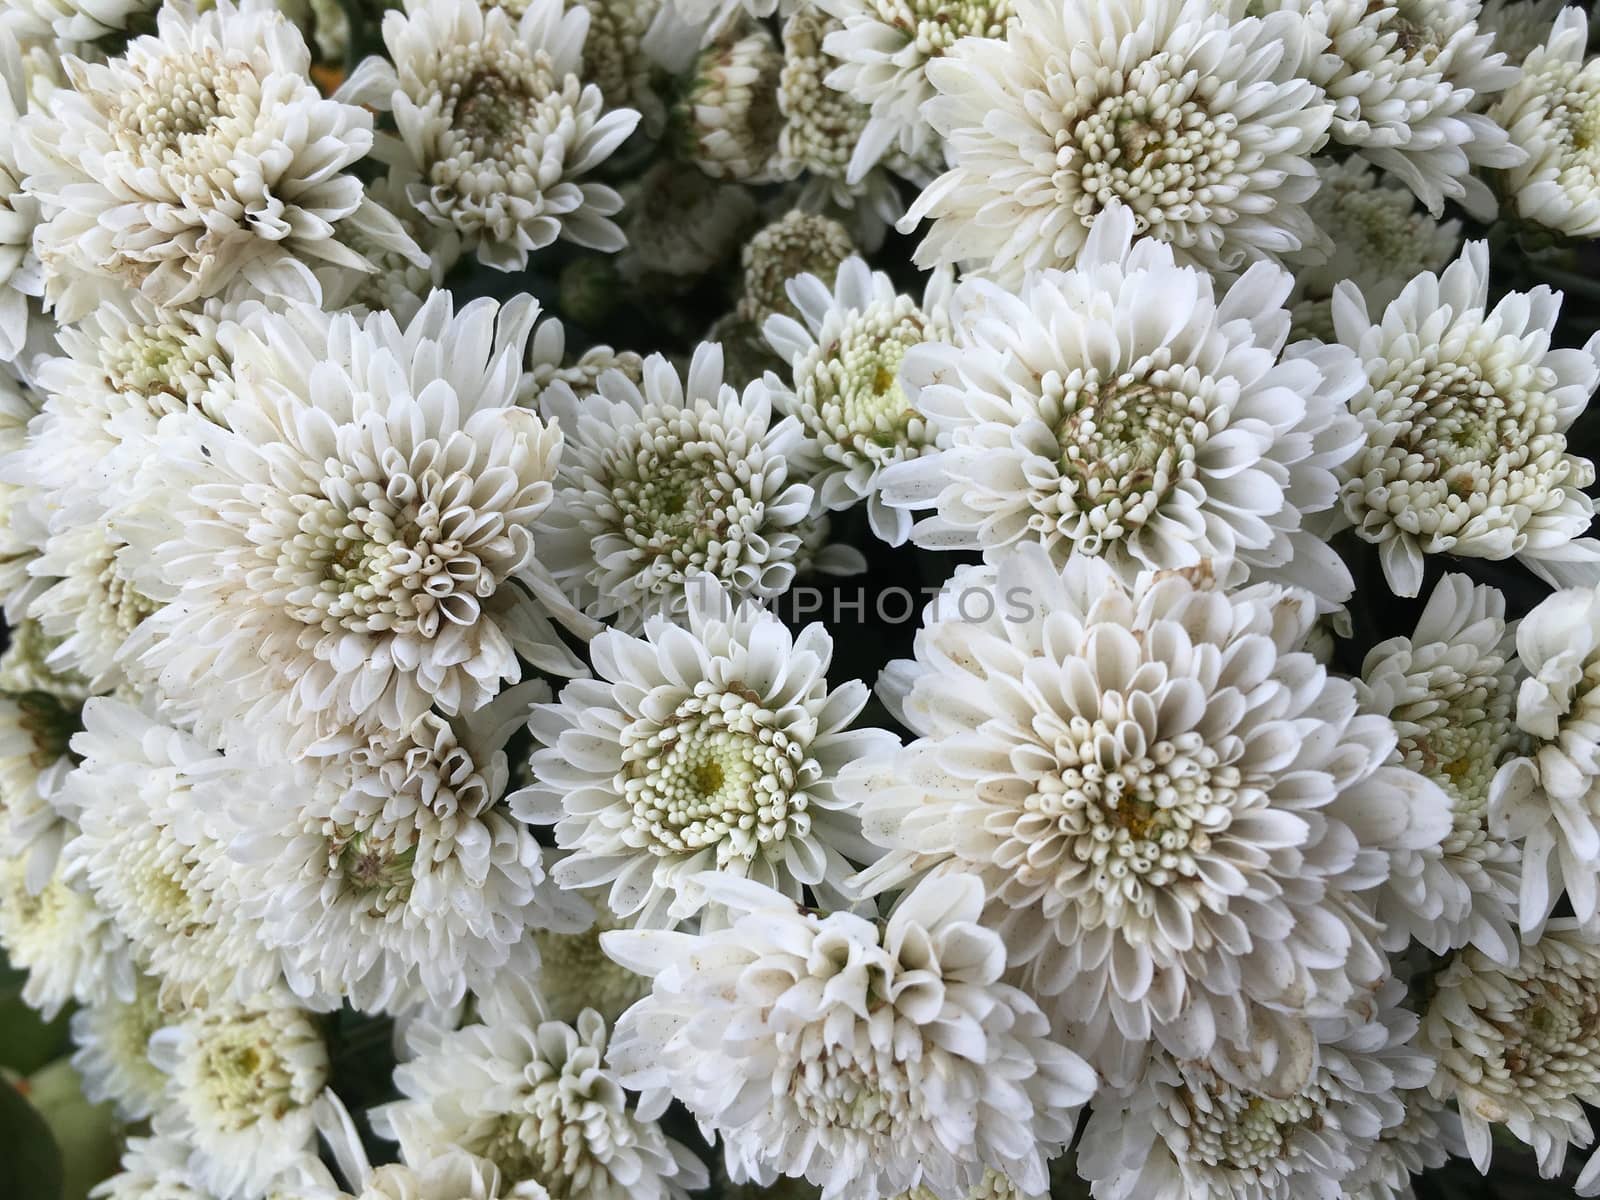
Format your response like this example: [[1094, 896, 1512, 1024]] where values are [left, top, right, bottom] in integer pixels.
[[516, 576, 897, 926], [373, 984, 706, 1200], [879, 203, 1364, 610], [816, 0, 1013, 181], [774, 8, 912, 250], [149, 999, 334, 1200], [1341, 1088, 1463, 1200], [844, 546, 1451, 1090], [122, 293, 592, 749], [673, 23, 783, 181], [605, 872, 1096, 1200], [5, 0, 159, 45], [1423, 920, 1600, 1178], [344, 0, 640, 270], [1289, 159, 1461, 342], [535, 342, 815, 630], [1332, 241, 1600, 597], [222, 683, 589, 1013], [27, 520, 160, 690], [316, 171, 459, 326], [94, 1133, 336, 1200], [0, 374, 41, 609], [571, 0, 667, 135], [529, 904, 648, 1024], [756, 257, 952, 545], [70, 971, 173, 1121], [903, 0, 1332, 284], [620, 160, 759, 278], [338, 1151, 528, 1200], [522, 318, 643, 410], [0, 686, 82, 891], [1477, 0, 1566, 64], [16, 0, 403, 322], [0, 24, 45, 372], [1077, 980, 1433, 1200], [0, 619, 91, 701], [1356, 574, 1524, 961], [1489, 7, 1600, 240], [0, 851, 131, 1019], [1268, 0, 1523, 219], [1491, 582, 1600, 931], [59, 698, 283, 1006], [735, 209, 854, 327]]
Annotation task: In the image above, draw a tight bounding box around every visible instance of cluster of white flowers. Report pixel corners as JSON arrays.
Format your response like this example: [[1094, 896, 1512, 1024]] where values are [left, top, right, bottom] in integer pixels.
[[0, 0, 1599, 1197]]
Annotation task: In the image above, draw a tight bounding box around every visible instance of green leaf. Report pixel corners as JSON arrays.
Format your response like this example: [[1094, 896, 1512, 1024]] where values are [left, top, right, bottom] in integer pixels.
[[0, 1077, 63, 1200], [0, 965, 72, 1075]]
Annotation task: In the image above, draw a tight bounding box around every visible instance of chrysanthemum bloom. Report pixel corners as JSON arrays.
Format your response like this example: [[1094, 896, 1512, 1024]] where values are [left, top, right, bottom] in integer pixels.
[[816, 0, 1014, 181], [0, 851, 131, 1019], [6, 0, 160, 46], [332, 1149, 527, 1200], [70, 971, 173, 1122], [903, 0, 1332, 284], [606, 872, 1095, 1199], [59, 699, 283, 1006], [0, 686, 83, 891], [1341, 1089, 1464, 1200], [149, 999, 336, 1200], [844, 546, 1451, 1090], [0, 375, 41, 609], [673, 23, 783, 181], [529, 904, 648, 1023], [1423, 920, 1600, 1178], [516, 576, 897, 926], [16, 0, 407, 322], [26, 521, 160, 691], [1288, 159, 1461, 342], [1356, 574, 1524, 961], [1262, 0, 1523, 219], [0, 25, 45, 371], [535, 343, 815, 629], [1331, 241, 1600, 597], [773, 9, 911, 250], [122, 293, 592, 749], [756, 257, 952, 545], [222, 683, 589, 1012], [1077, 981, 1434, 1200], [96, 1133, 337, 1200], [344, 0, 640, 271], [879, 202, 1364, 611], [0, 619, 90, 700], [619, 161, 759, 278], [1489, 7, 1600, 240], [521, 317, 644, 409], [573, 0, 667, 134], [1490, 582, 1600, 931], [1477, 0, 1566, 64], [373, 983, 706, 1200], [735, 210, 854, 326], [316, 172, 458, 325]]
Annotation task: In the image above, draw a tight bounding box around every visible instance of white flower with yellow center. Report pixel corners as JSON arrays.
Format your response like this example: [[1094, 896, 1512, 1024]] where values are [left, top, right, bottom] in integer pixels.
[[1356, 574, 1524, 961], [672, 23, 783, 181], [149, 999, 334, 1200], [529, 902, 648, 1024], [816, 0, 1014, 181], [844, 546, 1451, 1091], [1423, 920, 1600, 1178], [0, 850, 131, 1019], [1491, 582, 1600, 931], [1489, 7, 1600, 240], [879, 202, 1364, 611], [373, 985, 706, 1200], [1289, 159, 1461, 342], [16, 0, 406, 321], [756, 257, 951, 545], [343, 0, 640, 271], [516, 576, 897, 926], [221, 683, 589, 1013], [59, 698, 283, 1006], [71, 971, 174, 1121], [1332, 242, 1600, 597], [606, 872, 1095, 1199], [122, 292, 592, 750], [1263, 0, 1523, 219], [903, 0, 1332, 284], [1078, 981, 1434, 1200], [535, 342, 814, 630]]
